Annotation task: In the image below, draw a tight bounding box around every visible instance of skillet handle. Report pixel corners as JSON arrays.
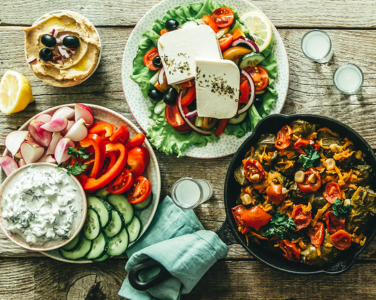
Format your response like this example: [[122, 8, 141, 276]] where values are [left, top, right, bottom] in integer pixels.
[[128, 258, 172, 291], [214, 219, 238, 245]]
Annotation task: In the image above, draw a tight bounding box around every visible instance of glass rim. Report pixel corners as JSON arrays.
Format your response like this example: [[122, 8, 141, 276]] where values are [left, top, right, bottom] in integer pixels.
[[301, 29, 332, 60], [171, 177, 203, 210], [333, 63, 364, 94]]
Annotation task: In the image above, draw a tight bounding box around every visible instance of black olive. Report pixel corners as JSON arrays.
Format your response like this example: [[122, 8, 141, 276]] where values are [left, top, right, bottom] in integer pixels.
[[39, 48, 53, 61], [152, 56, 163, 69], [63, 36, 80, 48], [148, 88, 164, 101], [254, 96, 264, 108], [163, 87, 178, 105], [41, 34, 56, 47], [165, 19, 180, 31], [188, 100, 197, 111]]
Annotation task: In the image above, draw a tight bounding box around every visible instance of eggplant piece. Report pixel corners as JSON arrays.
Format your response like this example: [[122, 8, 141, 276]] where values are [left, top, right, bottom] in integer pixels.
[[290, 120, 319, 138], [274, 152, 299, 176], [289, 183, 326, 213], [317, 131, 344, 158], [352, 164, 373, 186], [251, 133, 278, 171], [234, 165, 249, 186]]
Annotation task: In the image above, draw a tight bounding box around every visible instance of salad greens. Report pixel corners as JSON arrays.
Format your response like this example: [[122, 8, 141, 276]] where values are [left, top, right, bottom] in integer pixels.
[[131, 0, 279, 157]]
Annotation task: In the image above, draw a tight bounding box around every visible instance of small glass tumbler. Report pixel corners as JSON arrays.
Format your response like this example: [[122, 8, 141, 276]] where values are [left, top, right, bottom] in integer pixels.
[[171, 178, 213, 209], [301, 29, 333, 63], [333, 63, 364, 95]]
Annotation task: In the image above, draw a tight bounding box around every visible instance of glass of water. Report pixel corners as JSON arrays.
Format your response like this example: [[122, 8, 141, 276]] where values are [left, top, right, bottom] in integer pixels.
[[171, 178, 213, 209], [333, 63, 364, 95], [301, 29, 333, 63]]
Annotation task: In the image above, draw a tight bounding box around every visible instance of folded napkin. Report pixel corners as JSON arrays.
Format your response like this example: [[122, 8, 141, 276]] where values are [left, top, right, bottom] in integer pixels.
[[119, 196, 228, 300]]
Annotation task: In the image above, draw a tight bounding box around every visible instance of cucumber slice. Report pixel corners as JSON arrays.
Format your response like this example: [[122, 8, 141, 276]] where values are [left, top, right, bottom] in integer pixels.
[[154, 100, 166, 115], [107, 228, 129, 256], [86, 232, 109, 260], [127, 216, 141, 243], [84, 208, 101, 240], [149, 70, 160, 85], [107, 194, 134, 225], [88, 196, 112, 228], [133, 192, 153, 210], [229, 112, 247, 125], [103, 209, 124, 238], [59, 238, 92, 260], [93, 253, 110, 262], [62, 232, 83, 252], [95, 187, 110, 199], [181, 21, 198, 29], [238, 52, 265, 69]]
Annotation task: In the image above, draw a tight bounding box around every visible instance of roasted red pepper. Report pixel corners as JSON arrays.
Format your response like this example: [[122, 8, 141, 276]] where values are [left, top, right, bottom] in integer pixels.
[[89, 122, 116, 140], [110, 124, 129, 144], [79, 134, 105, 179], [214, 119, 229, 137]]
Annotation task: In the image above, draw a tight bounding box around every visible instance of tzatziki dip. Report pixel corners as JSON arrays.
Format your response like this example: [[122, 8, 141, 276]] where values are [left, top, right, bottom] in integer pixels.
[[1, 164, 84, 246]]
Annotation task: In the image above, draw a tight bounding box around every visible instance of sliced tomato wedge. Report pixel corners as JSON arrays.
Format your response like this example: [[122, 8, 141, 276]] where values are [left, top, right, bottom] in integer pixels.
[[219, 33, 233, 51], [232, 28, 246, 40], [308, 222, 325, 248], [239, 80, 250, 104], [242, 158, 265, 183], [125, 133, 145, 150], [330, 230, 352, 250], [245, 66, 269, 91], [165, 103, 191, 133], [275, 125, 293, 149], [127, 176, 152, 204], [325, 211, 345, 234], [106, 169, 134, 194], [279, 240, 300, 262], [202, 14, 219, 33], [143, 48, 159, 71], [180, 86, 196, 106], [214, 119, 229, 137], [127, 147, 146, 178], [291, 204, 312, 231], [294, 138, 320, 155], [297, 168, 321, 193], [323, 182, 342, 204], [266, 184, 284, 204], [210, 7, 235, 28]]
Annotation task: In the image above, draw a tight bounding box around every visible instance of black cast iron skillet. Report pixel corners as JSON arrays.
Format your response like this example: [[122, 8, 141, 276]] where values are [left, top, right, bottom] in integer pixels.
[[129, 114, 376, 290]]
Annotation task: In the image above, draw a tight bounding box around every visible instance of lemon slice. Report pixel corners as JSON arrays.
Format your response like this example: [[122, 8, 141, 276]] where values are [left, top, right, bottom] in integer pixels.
[[240, 11, 273, 52], [0, 70, 34, 115]]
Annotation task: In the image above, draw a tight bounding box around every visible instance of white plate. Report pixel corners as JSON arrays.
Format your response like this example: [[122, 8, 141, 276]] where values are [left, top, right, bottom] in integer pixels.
[[122, 0, 289, 158], [1, 104, 161, 263]]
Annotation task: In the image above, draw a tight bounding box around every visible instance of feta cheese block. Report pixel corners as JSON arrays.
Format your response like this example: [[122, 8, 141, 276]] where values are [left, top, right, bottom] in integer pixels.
[[195, 59, 240, 119], [157, 25, 222, 85]]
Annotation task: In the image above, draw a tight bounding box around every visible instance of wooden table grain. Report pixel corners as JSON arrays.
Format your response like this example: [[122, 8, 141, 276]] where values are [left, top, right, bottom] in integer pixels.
[[1, 0, 376, 299]]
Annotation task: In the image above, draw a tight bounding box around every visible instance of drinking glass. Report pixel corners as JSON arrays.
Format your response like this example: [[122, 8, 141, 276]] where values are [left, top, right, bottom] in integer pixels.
[[171, 178, 213, 209], [301, 29, 333, 63], [333, 63, 364, 95]]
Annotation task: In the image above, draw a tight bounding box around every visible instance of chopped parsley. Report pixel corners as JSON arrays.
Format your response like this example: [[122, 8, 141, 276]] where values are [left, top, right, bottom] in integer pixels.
[[265, 211, 298, 240], [332, 199, 354, 219], [56, 162, 87, 176], [297, 144, 321, 170], [67, 147, 92, 160]]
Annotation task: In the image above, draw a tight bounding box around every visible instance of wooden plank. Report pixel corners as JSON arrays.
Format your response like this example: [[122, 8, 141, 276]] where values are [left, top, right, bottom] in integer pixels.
[[2, 0, 376, 28]]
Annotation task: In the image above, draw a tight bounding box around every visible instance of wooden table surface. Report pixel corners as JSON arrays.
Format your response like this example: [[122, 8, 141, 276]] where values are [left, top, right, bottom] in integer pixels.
[[2, 0, 376, 299]]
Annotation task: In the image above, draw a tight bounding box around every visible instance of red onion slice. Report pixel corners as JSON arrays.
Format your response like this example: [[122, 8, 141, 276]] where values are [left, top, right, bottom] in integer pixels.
[[56, 60, 64, 65], [53, 56, 62, 61], [58, 34, 69, 41], [56, 38, 61, 44], [57, 46, 70, 59], [52, 29, 58, 38], [158, 67, 165, 85], [185, 110, 197, 118], [177, 92, 211, 136], [27, 56, 37, 64], [232, 37, 259, 53], [238, 70, 256, 114]]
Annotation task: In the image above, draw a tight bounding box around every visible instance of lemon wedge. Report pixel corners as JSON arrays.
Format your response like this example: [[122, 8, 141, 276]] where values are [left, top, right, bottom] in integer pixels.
[[0, 70, 34, 115], [240, 11, 273, 52]]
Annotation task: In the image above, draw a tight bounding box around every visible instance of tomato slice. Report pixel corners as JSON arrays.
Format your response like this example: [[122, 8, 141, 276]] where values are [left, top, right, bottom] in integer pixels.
[[125, 133, 145, 150], [275, 125, 293, 149], [308, 222, 325, 248], [239, 80, 250, 104], [323, 182, 342, 204], [325, 211, 345, 234], [266, 184, 284, 204], [242, 158, 265, 183], [330, 230, 352, 250], [219, 33, 233, 51], [279, 240, 300, 262], [202, 14, 219, 33], [231, 205, 271, 233], [245, 66, 269, 91], [297, 168, 321, 193], [223, 46, 252, 61], [291, 204, 312, 231], [127, 176, 152, 204], [210, 7, 235, 28], [214, 119, 229, 137], [165, 102, 191, 132], [127, 147, 146, 178], [232, 28, 246, 41], [180, 86, 196, 106], [106, 169, 134, 194], [179, 79, 195, 88], [294, 138, 320, 155], [143, 48, 159, 71]]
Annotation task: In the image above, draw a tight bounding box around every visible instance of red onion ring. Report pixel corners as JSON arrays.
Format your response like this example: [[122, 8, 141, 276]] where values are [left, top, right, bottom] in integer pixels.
[[238, 70, 256, 114], [185, 110, 197, 118], [232, 37, 259, 53], [158, 67, 165, 85]]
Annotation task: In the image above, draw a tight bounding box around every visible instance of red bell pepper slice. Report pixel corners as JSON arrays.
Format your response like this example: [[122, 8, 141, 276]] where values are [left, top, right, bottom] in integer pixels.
[[110, 124, 129, 144], [79, 134, 105, 179], [239, 80, 250, 104], [97, 151, 117, 178], [89, 122, 116, 140], [214, 119, 229, 137], [126, 133, 145, 150], [180, 87, 196, 106]]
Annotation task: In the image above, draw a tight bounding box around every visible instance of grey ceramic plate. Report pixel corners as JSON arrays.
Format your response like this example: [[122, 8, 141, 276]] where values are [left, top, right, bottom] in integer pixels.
[[1, 104, 161, 263]]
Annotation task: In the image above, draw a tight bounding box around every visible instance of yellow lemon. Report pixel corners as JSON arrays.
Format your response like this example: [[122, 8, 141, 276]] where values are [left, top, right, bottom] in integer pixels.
[[0, 70, 34, 115]]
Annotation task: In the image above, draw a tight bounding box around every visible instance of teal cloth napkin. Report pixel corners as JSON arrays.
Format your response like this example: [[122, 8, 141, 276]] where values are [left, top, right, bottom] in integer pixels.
[[118, 196, 228, 300]]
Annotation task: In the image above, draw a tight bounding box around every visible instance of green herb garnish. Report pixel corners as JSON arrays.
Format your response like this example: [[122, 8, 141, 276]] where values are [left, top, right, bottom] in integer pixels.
[[56, 162, 87, 176], [332, 199, 354, 219], [297, 144, 321, 170], [265, 211, 298, 240], [67, 147, 92, 160]]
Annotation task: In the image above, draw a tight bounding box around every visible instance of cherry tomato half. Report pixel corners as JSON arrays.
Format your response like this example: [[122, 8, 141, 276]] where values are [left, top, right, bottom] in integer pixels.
[[165, 103, 192, 133], [330, 230, 352, 250], [245, 66, 269, 91], [107, 169, 134, 194], [127, 176, 152, 204], [266, 184, 284, 204], [279, 240, 300, 262], [275, 125, 293, 149], [294, 138, 320, 155], [239, 80, 250, 104], [232, 205, 271, 233], [210, 7, 235, 28], [143, 48, 159, 71], [242, 158, 265, 183], [127, 147, 146, 178], [325, 211, 345, 234], [232, 205, 251, 234], [291, 204, 312, 231], [323, 182, 342, 204], [219, 33, 233, 51], [308, 221, 325, 248], [202, 14, 219, 33], [297, 168, 322, 193], [125, 133, 145, 150]]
